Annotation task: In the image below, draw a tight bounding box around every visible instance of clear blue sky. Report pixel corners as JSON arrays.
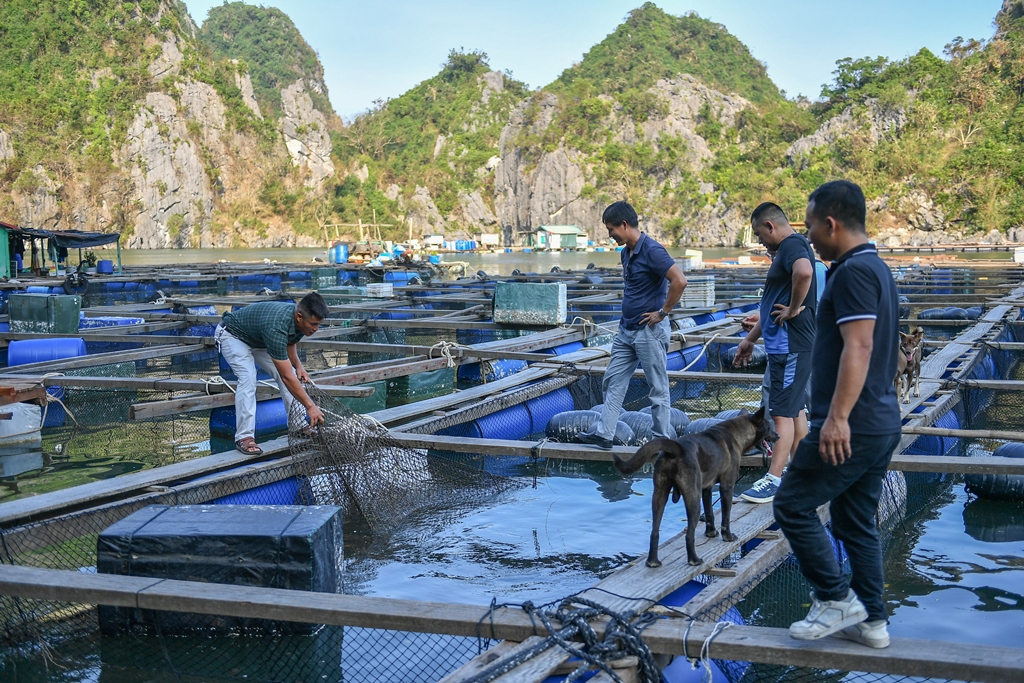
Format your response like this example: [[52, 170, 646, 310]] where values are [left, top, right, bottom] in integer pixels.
[[183, 0, 1005, 119]]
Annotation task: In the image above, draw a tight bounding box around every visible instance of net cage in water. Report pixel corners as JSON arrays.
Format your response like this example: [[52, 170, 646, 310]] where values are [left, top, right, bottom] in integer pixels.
[[1, 317, 1022, 682]]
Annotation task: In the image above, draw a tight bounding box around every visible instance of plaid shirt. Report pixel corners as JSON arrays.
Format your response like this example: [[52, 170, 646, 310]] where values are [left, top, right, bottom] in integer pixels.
[[222, 302, 302, 361]]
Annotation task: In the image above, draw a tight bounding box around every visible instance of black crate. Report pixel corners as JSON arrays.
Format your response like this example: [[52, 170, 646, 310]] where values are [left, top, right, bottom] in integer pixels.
[[97, 504, 342, 635]]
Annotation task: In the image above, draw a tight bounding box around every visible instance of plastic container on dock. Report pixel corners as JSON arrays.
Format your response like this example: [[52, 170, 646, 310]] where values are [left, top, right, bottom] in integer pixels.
[[97, 504, 342, 635], [328, 243, 349, 264], [96, 259, 114, 274], [8, 337, 86, 427], [9, 293, 81, 334], [493, 282, 567, 325]]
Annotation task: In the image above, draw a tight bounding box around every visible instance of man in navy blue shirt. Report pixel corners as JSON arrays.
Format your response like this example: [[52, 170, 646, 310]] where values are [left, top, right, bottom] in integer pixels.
[[579, 201, 687, 449], [734, 202, 816, 503], [774, 180, 901, 649]]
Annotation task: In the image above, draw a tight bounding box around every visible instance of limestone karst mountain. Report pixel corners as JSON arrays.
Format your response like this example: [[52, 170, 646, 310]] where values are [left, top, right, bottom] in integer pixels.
[[0, 0, 336, 248], [1, 1, 1022, 248]]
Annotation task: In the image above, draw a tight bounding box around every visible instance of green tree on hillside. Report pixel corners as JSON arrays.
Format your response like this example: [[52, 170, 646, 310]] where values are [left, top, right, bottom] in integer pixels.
[[198, 2, 334, 120]]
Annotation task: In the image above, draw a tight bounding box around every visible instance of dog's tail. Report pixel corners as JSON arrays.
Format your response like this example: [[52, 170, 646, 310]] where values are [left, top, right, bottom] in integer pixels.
[[613, 438, 670, 474]]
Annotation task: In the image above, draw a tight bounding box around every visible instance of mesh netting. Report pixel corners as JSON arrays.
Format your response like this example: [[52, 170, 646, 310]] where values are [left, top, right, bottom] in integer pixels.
[[288, 384, 524, 534]]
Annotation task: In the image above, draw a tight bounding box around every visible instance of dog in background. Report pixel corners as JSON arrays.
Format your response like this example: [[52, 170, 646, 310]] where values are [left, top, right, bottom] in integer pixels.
[[613, 406, 778, 568], [895, 326, 924, 404]]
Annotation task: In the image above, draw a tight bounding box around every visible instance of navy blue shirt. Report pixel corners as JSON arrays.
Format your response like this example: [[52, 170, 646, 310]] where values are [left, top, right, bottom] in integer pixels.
[[620, 233, 676, 329], [810, 243, 901, 435], [761, 233, 816, 354]]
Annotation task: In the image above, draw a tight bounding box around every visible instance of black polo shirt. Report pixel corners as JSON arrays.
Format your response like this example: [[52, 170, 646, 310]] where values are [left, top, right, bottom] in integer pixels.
[[619, 233, 675, 329], [810, 243, 901, 435]]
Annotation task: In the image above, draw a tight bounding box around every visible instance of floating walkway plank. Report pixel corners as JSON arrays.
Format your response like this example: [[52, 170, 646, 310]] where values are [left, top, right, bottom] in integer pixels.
[[2, 567, 1015, 683]]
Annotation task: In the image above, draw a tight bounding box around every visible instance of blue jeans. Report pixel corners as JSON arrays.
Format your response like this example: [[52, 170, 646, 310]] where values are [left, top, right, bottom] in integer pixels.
[[594, 320, 672, 440], [773, 429, 900, 622]]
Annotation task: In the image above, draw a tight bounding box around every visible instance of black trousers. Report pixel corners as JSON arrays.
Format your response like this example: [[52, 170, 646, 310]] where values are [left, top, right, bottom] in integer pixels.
[[773, 429, 900, 622]]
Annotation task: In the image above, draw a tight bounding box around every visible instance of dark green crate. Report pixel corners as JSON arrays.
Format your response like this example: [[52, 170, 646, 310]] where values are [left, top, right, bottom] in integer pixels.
[[335, 380, 387, 414], [9, 293, 82, 333]]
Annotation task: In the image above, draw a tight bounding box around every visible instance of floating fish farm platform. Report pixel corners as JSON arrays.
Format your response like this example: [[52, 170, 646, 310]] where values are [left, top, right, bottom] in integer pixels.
[[0, 259, 1022, 683]]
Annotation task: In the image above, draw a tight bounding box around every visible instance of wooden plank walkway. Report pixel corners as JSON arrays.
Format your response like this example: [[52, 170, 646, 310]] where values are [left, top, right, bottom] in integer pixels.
[[0, 565, 1018, 683]]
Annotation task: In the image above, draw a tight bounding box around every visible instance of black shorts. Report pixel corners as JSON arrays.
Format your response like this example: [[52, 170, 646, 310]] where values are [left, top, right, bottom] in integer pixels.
[[767, 352, 812, 418]]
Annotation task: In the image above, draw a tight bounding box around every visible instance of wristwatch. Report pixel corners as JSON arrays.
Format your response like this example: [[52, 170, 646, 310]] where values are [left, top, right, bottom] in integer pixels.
[[657, 308, 669, 319]]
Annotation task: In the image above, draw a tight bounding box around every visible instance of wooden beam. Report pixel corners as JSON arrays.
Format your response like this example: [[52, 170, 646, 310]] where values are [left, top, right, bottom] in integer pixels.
[[300, 340, 554, 362], [0, 435, 291, 527], [0, 343, 207, 375], [5, 552, 1009, 680], [128, 383, 374, 420], [902, 424, 1024, 442]]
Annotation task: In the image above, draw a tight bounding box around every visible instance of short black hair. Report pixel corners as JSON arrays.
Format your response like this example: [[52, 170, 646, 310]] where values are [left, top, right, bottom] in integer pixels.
[[297, 291, 329, 320], [602, 201, 638, 227], [807, 180, 866, 232], [751, 202, 789, 227]]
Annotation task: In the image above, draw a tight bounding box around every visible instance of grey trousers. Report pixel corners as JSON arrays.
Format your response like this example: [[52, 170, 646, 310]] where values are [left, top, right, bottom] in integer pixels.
[[594, 319, 672, 441], [215, 324, 295, 442]]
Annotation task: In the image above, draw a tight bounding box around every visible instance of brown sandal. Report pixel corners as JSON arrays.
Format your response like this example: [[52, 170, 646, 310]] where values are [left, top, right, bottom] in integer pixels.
[[235, 438, 263, 455]]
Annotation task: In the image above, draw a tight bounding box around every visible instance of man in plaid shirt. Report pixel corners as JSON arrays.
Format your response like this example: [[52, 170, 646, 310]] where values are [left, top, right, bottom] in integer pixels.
[[216, 292, 328, 454]]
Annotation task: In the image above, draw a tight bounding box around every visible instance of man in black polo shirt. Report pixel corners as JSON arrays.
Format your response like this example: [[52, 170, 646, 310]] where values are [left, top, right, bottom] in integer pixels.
[[774, 180, 901, 648], [578, 201, 687, 449]]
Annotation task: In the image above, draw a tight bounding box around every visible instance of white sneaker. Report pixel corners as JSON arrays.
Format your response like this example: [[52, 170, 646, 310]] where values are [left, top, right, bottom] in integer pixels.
[[789, 589, 868, 640], [834, 619, 890, 648]]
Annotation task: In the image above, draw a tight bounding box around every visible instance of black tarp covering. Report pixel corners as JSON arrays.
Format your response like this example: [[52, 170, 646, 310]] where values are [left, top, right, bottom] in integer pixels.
[[0, 222, 120, 248]]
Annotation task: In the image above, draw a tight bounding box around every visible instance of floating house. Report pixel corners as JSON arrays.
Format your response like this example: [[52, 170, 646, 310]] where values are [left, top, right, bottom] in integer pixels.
[[520, 225, 587, 250]]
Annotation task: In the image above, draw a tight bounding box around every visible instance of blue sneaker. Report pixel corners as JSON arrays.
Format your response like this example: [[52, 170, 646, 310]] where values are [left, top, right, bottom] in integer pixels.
[[740, 474, 780, 503]]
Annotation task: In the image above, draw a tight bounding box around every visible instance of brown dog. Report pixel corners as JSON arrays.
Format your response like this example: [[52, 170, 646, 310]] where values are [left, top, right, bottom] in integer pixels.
[[613, 406, 778, 568], [895, 327, 924, 404]]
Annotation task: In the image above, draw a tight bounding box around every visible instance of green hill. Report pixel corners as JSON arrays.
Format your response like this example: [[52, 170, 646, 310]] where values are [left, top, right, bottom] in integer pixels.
[[198, 1, 334, 120], [0, 0, 182, 178], [332, 50, 528, 229], [551, 3, 780, 104]]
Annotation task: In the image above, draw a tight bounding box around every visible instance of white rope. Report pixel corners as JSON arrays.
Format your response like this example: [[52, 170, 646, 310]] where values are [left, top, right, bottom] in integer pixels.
[[427, 341, 468, 368], [204, 376, 234, 395], [358, 412, 389, 435], [2, 373, 79, 438], [560, 315, 618, 339], [691, 621, 732, 683], [681, 333, 721, 372]]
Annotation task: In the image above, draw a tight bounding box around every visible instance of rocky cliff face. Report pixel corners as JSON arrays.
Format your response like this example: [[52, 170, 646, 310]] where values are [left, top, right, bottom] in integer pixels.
[[0, 0, 335, 249], [488, 75, 753, 246], [280, 80, 335, 187]]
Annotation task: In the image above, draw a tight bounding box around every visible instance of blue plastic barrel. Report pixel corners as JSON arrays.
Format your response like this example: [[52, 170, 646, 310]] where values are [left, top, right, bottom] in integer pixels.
[[656, 579, 746, 683], [476, 404, 531, 440], [457, 359, 527, 384], [209, 398, 289, 440], [8, 338, 86, 427], [525, 387, 575, 434], [542, 342, 585, 357], [214, 478, 301, 505], [96, 259, 114, 274]]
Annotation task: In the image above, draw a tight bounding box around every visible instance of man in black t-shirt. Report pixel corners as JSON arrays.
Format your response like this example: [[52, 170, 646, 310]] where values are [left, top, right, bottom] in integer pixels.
[[774, 180, 901, 649], [733, 202, 816, 503]]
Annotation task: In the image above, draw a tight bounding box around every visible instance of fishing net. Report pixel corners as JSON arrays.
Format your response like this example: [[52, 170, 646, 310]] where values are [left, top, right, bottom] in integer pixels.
[[288, 383, 524, 534]]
